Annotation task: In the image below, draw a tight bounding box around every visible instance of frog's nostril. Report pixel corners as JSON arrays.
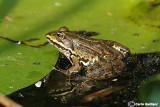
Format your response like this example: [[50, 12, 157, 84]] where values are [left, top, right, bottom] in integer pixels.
[[45, 35, 50, 38]]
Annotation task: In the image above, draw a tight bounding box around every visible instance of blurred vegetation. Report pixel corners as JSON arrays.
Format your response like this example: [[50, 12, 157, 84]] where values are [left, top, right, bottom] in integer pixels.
[[139, 75, 160, 104], [0, 0, 160, 103]]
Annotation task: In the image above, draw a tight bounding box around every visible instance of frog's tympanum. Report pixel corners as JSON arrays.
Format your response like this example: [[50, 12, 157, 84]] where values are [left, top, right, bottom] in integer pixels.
[[46, 27, 130, 80], [7, 27, 160, 106]]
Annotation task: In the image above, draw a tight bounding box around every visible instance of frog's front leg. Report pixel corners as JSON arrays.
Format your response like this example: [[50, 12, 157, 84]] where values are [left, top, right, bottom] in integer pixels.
[[58, 56, 81, 75], [67, 56, 81, 74], [86, 59, 126, 80]]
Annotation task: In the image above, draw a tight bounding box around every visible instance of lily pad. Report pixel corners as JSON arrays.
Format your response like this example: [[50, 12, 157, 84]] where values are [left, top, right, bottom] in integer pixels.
[[0, 0, 160, 103], [139, 75, 160, 105]]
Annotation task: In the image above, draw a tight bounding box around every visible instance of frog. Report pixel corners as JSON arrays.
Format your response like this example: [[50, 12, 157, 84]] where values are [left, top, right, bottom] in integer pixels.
[[45, 27, 130, 80]]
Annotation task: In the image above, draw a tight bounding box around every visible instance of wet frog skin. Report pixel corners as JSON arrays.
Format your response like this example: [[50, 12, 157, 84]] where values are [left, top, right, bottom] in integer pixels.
[[46, 27, 130, 79]]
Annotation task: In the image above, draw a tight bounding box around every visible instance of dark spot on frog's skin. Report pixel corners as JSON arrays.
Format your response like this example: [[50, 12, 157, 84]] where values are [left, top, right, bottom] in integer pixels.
[[89, 67, 94, 72], [33, 62, 40, 65], [133, 33, 139, 37], [79, 57, 90, 65]]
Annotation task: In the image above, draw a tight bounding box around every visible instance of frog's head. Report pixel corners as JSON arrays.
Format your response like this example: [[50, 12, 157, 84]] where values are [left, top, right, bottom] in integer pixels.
[[46, 27, 76, 56]]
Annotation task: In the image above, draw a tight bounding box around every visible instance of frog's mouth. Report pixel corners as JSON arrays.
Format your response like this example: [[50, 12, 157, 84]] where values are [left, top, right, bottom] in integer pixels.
[[46, 36, 61, 48], [46, 36, 68, 50], [46, 36, 72, 58]]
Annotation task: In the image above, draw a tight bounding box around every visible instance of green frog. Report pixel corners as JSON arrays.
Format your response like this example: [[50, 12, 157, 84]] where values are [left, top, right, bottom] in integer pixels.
[[46, 27, 130, 80]]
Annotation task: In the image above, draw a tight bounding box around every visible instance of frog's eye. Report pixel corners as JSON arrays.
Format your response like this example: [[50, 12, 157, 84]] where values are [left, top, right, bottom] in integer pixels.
[[57, 33, 64, 38], [59, 27, 69, 32], [63, 39, 72, 48]]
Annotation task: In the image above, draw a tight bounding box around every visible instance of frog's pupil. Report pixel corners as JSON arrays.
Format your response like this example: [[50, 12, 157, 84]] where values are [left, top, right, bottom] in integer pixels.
[[57, 34, 63, 37]]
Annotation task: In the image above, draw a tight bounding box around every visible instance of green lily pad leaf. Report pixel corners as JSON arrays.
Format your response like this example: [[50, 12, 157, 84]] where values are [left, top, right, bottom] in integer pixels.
[[0, 39, 58, 94], [0, 0, 160, 100]]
